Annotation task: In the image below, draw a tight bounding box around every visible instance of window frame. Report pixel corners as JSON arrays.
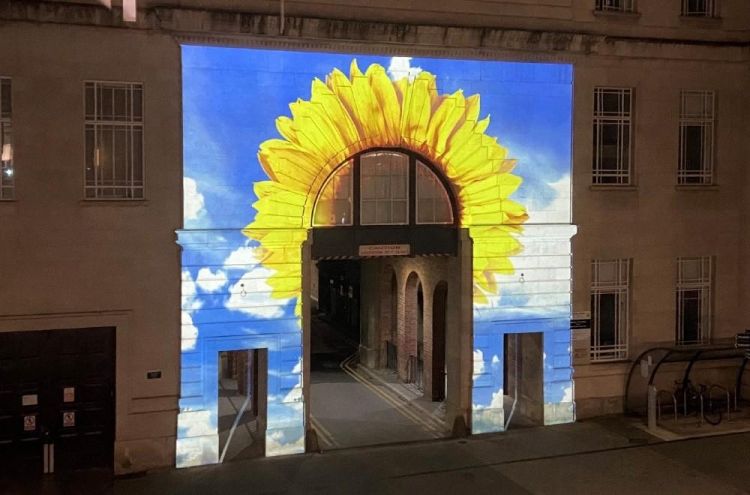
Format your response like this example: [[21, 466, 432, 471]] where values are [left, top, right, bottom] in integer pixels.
[[415, 160, 454, 225], [676, 256, 713, 346], [595, 0, 636, 13], [1, 77, 13, 201], [359, 151, 410, 226], [590, 258, 631, 362], [312, 148, 457, 228], [592, 87, 634, 186], [83, 80, 145, 201], [681, 0, 717, 17], [678, 90, 715, 185]]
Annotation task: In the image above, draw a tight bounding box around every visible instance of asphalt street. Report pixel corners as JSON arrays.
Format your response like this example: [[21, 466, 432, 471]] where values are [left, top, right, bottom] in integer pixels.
[[310, 314, 439, 449]]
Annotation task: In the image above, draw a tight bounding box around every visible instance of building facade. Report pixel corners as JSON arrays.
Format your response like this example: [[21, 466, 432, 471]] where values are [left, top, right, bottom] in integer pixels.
[[0, 0, 748, 475]]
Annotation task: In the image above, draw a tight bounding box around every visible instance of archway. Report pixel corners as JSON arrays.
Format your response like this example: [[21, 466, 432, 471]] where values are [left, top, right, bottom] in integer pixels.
[[402, 272, 422, 386]]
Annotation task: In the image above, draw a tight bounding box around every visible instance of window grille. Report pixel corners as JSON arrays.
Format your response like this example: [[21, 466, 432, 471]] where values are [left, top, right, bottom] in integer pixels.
[[84, 81, 144, 199], [595, 0, 635, 13], [590, 259, 630, 361], [679, 91, 715, 185], [681, 0, 716, 17], [416, 160, 453, 224], [676, 257, 712, 345], [360, 151, 409, 225], [593, 87, 633, 185], [0, 78, 13, 200]]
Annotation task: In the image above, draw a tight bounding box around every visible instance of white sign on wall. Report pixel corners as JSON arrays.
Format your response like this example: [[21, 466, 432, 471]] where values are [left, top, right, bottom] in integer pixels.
[[571, 311, 591, 365], [358, 244, 410, 257]]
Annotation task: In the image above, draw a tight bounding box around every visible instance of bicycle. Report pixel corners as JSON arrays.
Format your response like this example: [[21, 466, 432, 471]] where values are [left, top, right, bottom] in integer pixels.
[[673, 380, 722, 426]]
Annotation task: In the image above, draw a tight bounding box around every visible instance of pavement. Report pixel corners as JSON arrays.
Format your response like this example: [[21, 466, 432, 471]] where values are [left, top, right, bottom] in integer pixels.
[[6, 416, 750, 494], [109, 417, 750, 495], [9, 316, 750, 494]]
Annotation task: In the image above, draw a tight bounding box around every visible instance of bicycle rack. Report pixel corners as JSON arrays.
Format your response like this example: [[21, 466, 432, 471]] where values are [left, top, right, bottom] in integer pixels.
[[656, 390, 677, 424], [708, 384, 732, 421]]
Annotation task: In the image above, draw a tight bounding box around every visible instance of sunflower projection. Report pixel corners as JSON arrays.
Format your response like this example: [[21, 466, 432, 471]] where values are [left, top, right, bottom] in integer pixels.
[[244, 60, 529, 317], [178, 46, 575, 468]]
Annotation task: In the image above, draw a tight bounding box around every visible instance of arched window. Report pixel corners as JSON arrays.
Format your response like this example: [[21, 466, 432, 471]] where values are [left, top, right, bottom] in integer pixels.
[[313, 160, 353, 226], [313, 150, 455, 227], [416, 160, 453, 224], [360, 151, 409, 225]]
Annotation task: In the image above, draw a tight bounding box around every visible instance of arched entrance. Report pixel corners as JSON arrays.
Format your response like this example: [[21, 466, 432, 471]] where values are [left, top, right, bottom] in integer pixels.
[[306, 148, 465, 449]]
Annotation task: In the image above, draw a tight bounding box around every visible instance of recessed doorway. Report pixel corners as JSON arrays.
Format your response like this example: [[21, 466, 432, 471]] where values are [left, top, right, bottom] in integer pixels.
[[217, 348, 267, 462], [503, 332, 544, 428]]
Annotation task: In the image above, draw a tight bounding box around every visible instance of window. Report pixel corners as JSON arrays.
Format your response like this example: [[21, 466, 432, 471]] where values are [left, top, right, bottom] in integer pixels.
[[676, 257, 712, 345], [593, 87, 633, 185], [681, 0, 716, 17], [312, 149, 456, 228], [416, 160, 453, 224], [1, 78, 13, 200], [360, 151, 408, 225], [84, 81, 144, 199], [679, 91, 715, 185], [313, 160, 353, 226], [595, 0, 636, 13], [590, 259, 630, 361]]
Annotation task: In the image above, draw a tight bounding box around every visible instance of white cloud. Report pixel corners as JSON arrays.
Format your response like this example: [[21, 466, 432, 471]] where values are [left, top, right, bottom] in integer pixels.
[[490, 388, 505, 409], [387, 57, 422, 82], [181, 311, 198, 351], [181, 270, 203, 350], [223, 245, 261, 269], [266, 430, 305, 457], [182, 270, 203, 311], [178, 410, 215, 438], [292, 358, 302, 374], [222, 245, 291, 319], [562, 384, 573, 403], [525, 174, 571, 224], [196, 267, 228, 293], [473, 349, 485, 378], [183, 177, 205, 221], [225, 267, 286, 319]]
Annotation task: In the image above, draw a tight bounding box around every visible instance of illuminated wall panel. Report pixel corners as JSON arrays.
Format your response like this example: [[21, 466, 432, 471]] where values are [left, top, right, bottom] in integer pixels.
[[178, 46, 574, 467]]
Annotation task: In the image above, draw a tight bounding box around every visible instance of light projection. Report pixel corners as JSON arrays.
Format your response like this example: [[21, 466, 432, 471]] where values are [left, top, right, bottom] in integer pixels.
[[178, 46, 575, 467]]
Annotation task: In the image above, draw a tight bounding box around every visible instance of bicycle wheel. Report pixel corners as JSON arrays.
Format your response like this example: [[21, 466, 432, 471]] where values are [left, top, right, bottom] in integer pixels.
[[703, 407, 722, 426]]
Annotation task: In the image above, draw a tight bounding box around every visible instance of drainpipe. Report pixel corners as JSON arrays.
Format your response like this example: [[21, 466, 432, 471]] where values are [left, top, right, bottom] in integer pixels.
[[280, 0, 285, 35]]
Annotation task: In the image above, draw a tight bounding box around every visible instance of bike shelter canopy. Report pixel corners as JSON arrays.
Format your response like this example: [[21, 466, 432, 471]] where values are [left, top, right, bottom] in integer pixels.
[[624, 345, 749, 416]]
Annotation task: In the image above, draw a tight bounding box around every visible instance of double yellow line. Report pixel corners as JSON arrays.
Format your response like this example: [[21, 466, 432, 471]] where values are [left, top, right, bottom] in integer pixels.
[[355, 364, 447, 432], [340, 353, 443, 437], [311, 415, 339, 449]]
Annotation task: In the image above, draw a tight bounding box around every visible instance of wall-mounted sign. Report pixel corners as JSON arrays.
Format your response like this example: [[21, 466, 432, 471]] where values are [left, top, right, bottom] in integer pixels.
[[571, 312, 591, 365], [63, 387, 75, 403], [62, 411, 75, 428], [21, 394, 38, 407], [146, 370, 162, 380], [358, 244, 410, 257], [23, 414, 36, 431]]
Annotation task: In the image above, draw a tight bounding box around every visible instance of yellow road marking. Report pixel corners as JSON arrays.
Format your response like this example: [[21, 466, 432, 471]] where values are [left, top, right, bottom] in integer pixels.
[[340, 354, 442, 437]]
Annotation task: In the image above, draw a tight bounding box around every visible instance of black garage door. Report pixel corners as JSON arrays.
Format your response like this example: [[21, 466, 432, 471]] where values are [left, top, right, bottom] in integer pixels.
[[0, 327, 115, 477]]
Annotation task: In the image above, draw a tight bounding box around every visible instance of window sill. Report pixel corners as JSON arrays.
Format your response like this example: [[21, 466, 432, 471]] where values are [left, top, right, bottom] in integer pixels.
[[0, 199, 17, 203], [589, 185, 638, 191], [79, 199, 149, 206], [679, 15, 722, 26], [675, 184, 719, 191], [593, 9, 641, 21]]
